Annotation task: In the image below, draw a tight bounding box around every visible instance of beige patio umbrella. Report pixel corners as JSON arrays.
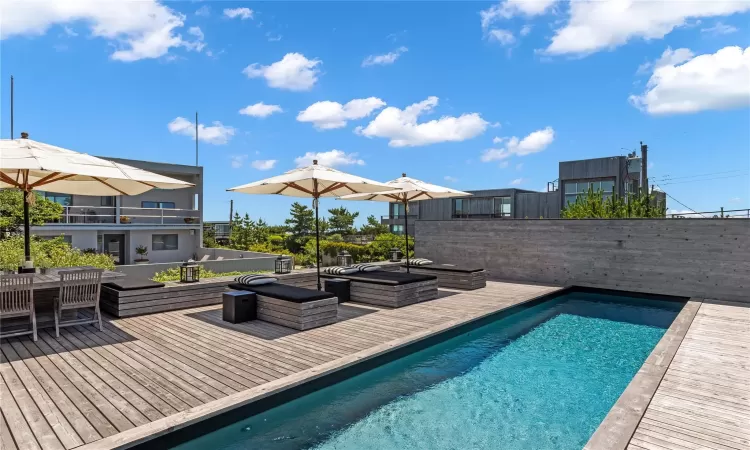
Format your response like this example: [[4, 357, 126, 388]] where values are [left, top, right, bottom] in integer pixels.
[[0, 135, 195, 267], [339, 173, 471, 272], [227, 160, 396, 290]]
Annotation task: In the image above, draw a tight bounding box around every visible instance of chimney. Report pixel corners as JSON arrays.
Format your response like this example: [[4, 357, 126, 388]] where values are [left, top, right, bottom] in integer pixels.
[[20, 132, 29, 139], [313, 159, 318, 165], [402, 173, 407, 177]]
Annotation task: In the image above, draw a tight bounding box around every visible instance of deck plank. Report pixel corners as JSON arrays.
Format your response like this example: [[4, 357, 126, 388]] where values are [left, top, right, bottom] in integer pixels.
[[630, 300, 750, 449]]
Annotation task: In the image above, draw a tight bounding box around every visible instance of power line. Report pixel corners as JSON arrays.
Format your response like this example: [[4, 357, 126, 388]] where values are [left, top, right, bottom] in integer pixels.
[[655, 184, 706, 218], [652, 169, 747, 182], [658, 173, 748, 186]]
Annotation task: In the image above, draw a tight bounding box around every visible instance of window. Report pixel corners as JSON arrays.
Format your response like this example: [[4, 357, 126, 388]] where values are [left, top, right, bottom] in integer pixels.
[[392, 203, 405, 218], [493, 197, 511, 217], [101, 196, 115, 207], [453, 198, 467, 217], [42, 192, 72, 206], [142, 201, 176, 209], [152, 234, 178, 251], [563, 179, 615, 205], [391, 225, 404, 235], [215, 224, 230, 234]]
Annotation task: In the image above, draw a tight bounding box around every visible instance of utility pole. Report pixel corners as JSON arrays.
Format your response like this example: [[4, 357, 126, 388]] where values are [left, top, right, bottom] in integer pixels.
[[229, 199, 234, 228], [195, 111, 199, 166], [640, 142, 648, 197], [10, 76, 14, 139]]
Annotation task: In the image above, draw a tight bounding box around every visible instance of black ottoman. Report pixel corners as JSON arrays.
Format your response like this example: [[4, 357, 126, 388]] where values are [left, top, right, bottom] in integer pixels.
[[223, 291, 257, 323], [325, 278, 351, 303]]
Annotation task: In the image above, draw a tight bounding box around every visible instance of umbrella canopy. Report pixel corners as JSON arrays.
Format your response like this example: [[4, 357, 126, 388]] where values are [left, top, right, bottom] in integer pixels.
[[0, 138, 195, 195], [227, 160, 396, 290], [339, 173, 472, 271], [0, 137, 195, 266]]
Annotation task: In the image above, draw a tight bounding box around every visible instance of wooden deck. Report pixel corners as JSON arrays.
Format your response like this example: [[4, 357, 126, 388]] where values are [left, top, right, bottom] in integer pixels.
[[0, 281, 560, 449], [628, 299, 750, 450]]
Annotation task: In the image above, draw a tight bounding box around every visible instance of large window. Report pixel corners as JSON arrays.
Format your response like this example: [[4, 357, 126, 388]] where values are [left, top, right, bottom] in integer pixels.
[[42, 192, 72, 206], [453, 198, 468, 217], [152, 234, 178, 251], [564, 179, 615, 205], [493, 197, 511, 217], [392, 203, 406, 218], [142, 201, 176, 209], [101, 196, 115, 207], [391, 225, 405, 235]]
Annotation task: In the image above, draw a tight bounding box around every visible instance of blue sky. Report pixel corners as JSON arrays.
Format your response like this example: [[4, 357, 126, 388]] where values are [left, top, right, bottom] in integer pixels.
[[1, 1, 749, 223]]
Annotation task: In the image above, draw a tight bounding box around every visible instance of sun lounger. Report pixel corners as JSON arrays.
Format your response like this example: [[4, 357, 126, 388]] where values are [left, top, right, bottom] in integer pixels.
[[320, 271, 438, 308], [401, 263, 486, 290], [228, 282, 338, 330]]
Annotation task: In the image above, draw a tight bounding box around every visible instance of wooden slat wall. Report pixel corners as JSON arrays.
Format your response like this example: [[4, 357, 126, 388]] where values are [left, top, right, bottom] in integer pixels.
[[416, 219, 750, 303]]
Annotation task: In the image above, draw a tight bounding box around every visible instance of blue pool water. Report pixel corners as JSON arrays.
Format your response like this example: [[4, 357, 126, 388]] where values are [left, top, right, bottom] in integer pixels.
[[176, 292, 683, 450]]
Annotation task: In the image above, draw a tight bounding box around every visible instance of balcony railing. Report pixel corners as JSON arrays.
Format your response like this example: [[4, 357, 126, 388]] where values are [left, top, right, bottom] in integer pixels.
[[381, 214, 419, 221], [452, 213, 512, 219], [44, 206, 201, 226]]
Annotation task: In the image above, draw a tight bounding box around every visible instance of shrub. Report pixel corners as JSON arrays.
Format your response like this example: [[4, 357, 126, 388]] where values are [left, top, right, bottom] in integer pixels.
[[0, 235, 115, 271], [298, 233, 414, 266]]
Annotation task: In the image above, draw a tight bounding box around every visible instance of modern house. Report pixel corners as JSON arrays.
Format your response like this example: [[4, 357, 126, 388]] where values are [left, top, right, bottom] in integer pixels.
[[383, 154, 666, 235], [31, 157, 203, 265]]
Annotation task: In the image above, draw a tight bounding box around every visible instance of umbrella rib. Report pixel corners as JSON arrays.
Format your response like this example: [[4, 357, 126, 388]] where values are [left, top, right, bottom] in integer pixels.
[[137, 180, 157, 188], [286, 182, 315, 196], [408, 192, 428, 201], [0, 171, 22, 188], [92, 177, 128, 196], [30, 173, 77, 188], [317, 182, 346, 196], [274, 185, 289, 195]]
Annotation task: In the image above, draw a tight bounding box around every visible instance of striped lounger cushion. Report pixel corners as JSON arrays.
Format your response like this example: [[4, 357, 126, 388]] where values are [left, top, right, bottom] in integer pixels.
[[324, 266, 359, 275], [235, 274, 278, 285], [410, 258, 434, 266], [351, 263, 380, 272]]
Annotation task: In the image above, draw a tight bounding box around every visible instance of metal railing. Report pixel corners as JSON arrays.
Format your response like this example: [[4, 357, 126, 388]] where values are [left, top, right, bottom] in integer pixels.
[[381, 214, 419, 221], [45, 206, 201, 225], [670, 208, 750, 219], [452, 213, 512, 219]]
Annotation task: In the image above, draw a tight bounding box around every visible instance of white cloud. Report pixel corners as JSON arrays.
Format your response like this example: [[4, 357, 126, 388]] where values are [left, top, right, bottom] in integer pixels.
[[355, 96, 488, 147], [545, 1, 750, 56], [481, 127, 555, 162], [701, 22, 739, 35], [0, 0, 205, 62], [362, 46, 408, 67], [266, 32, 282, 42], [489, 29, 516, 46], [520, 24, 533, 36], [251, 160, 277, 171], [297, 98, 386, 130], [224, 8, 253, 20], [729, 196, 742, 203], [243, 53, 322, 91], [230, 155, 247, 168], [481, 0, 559, 30], [239, 102, 283, 118], [510, 177, 525, 185], [294, 150, 365, 168], [498, 161, 509, 169], [184, 26, 205, 52], [492, 136, 504, 144], [62, 26, 78, 37], [444, 176, 458, 183], [630, 46, 750, 115], [636, 47, 695, 75], [168, 117, 236, 145], [516, 163, 524, 171], [195, 5, 211, 17]]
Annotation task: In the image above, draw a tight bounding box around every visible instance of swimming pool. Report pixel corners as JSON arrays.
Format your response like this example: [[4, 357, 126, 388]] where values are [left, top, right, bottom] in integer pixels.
[[171, 291, 684, 450]]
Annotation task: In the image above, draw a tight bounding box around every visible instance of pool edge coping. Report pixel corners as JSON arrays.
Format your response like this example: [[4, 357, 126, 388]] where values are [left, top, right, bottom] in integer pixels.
[[583, 297, 702, 450], [78, 284, 565, 450]]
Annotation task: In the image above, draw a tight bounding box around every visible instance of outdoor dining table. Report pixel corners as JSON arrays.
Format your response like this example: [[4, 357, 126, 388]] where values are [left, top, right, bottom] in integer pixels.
[[1, 266, 125, 333]]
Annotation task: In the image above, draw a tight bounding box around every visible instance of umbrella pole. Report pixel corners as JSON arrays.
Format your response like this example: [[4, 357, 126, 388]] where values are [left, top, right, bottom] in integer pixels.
[[314, 196, 321, 290], [23, 191, 31, 263], [404, 199, 410, 273]]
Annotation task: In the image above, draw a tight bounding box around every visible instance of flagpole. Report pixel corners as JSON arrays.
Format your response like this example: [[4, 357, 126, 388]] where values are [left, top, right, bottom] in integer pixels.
[[195, 111, 199, 166]]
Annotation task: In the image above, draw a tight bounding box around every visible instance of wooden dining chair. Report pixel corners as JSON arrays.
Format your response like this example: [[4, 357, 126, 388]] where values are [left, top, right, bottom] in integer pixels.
[[54, 268, 104, 338], [0, 273, 36, 341]]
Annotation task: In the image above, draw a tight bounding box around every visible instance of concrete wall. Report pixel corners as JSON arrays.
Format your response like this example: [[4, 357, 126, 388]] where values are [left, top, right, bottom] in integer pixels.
[[116, 256, 278, 279], [197, 247, 277, 260], [416, 219, 750, 303], [31, 229, 98, 251], [129, 229, 198, 264]]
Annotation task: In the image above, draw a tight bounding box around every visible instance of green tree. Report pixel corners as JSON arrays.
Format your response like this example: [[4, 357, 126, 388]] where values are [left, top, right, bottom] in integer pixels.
[[359, 214, 389, 236], [327, 207, 359, 235], [561, 187, 666, 219], [285, 202, 314, 237], [229, 213, 271, 249], [0, 235, 115, 271], [202, 226, 217, 248], [0, 190, 63, 235]]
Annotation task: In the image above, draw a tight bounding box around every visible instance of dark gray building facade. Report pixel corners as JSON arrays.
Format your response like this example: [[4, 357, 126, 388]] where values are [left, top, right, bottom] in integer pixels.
[[383, 155, 657, 235]]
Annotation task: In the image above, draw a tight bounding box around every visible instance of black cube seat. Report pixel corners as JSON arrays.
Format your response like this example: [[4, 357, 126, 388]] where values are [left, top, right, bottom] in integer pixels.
[[227, 282, 338, 331], [104, 278, 166, 290]]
